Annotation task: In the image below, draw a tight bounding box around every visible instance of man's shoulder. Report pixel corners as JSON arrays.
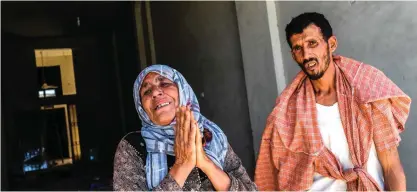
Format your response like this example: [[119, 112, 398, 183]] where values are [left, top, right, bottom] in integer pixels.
[[336, 55, 387, 85], [338, 55, 383, 72], [338, 56, 405, 103]]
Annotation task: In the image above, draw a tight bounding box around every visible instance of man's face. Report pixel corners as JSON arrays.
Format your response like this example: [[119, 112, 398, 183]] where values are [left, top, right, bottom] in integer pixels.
[[289, 24, 336, 80]]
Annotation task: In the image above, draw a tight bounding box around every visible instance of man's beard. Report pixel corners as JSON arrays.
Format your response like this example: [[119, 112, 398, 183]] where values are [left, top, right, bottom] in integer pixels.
[[298, 50, 331, 80]]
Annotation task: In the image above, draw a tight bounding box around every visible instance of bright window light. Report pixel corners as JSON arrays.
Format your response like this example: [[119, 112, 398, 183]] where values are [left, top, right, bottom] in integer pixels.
[[38, 91, 45, 98], [45, 89, 56, 97]]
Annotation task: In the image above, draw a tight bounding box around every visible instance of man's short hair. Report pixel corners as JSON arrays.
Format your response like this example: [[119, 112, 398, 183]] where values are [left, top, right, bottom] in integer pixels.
[[285, 12, 333, 48]]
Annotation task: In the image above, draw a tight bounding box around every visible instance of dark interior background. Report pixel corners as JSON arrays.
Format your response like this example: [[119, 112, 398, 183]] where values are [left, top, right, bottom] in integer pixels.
[[2, 2, 141, 190], [1, 1, 256, 190]]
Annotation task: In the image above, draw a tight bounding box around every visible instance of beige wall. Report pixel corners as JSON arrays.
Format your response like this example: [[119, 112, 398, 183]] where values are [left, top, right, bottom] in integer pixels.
[[35, 49, 77, 95]]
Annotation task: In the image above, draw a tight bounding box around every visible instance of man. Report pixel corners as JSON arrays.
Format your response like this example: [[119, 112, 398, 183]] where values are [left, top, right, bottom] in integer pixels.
[[255, 12, 411, 191]]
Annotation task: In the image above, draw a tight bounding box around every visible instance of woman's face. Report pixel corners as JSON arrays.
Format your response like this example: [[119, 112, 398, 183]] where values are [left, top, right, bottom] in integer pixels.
[[140, 72, 179, 126]]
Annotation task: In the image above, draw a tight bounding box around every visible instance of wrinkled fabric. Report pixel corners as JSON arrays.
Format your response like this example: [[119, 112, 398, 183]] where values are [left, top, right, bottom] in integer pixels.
[[133, 65, 228, 189], [255, 55, 411, 191]]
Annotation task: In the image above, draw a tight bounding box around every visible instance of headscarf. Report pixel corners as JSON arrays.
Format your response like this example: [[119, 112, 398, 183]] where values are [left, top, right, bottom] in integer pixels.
[[133, 64, 228, 189]]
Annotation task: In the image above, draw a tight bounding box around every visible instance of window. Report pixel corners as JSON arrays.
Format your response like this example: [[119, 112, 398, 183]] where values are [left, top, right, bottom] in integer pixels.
[[38, 89, 56, 98], [45, 89, 56, 97]]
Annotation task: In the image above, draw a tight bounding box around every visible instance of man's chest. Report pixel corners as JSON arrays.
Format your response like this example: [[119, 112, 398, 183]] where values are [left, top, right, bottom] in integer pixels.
[[315, 92, 338, 106]]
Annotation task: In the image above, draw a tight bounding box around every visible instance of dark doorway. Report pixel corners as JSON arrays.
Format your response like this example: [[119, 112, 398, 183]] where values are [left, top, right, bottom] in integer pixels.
[[2, 2, 141, 190], [42, 108, 69, 160]]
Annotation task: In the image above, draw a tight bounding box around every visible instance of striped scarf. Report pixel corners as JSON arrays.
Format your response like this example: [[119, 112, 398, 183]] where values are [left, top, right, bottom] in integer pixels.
[[133, 65, 228, 189], [255, 55, 411, 190]]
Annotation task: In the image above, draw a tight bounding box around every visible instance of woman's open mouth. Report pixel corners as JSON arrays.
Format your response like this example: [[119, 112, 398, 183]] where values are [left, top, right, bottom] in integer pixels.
[[154, 102, 171, 111]]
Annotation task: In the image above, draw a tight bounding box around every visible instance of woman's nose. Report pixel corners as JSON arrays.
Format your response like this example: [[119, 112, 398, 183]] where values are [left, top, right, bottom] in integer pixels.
[[151, 87, 163, 99]]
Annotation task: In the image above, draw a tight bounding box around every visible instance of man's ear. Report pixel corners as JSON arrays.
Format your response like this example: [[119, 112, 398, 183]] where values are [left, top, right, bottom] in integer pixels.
[[328, 35, 338, 53]]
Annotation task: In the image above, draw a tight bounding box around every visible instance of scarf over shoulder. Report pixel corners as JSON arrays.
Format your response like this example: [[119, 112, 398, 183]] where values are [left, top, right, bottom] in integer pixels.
[[255, 55, 411, 191]]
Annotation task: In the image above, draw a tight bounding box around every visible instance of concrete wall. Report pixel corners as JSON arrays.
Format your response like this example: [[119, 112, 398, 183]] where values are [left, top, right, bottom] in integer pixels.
[[235, 1, 287, 158], [150, 1, 255, 177], [276, 1, 417, 189]]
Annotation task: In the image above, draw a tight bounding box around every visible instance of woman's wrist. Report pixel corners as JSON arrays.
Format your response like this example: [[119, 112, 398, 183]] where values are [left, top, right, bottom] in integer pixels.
[[198, 158, 215, 174], [198, 158, 231, 191], [169, 162, 194, 187]]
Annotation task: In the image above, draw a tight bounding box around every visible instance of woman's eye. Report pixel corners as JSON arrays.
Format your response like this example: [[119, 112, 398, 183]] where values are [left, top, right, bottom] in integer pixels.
[[160, 82, 171, 87], [144, 89, 152, 95]]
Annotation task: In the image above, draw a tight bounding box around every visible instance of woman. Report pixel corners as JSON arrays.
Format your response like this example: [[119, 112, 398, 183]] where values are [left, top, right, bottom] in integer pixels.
[[113, 65, 257, 191]]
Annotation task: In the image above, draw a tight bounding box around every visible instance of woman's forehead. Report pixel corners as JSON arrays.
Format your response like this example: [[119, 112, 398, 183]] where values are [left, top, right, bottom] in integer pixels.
[[143, 72, 161, 81], [141, 72, 173, 87]]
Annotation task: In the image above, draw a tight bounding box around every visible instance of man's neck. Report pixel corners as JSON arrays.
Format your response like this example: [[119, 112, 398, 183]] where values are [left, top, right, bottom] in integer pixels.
[[311, 61, 337, 105]]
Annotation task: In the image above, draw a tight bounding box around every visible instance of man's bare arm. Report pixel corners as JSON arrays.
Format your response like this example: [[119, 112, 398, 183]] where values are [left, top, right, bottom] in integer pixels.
[[376, 147, 406, 191]]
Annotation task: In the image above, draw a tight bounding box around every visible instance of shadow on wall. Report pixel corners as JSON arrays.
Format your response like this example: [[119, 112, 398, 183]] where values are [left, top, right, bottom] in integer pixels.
[[276, 1, 417, 189], [150, 1, 255, 178]]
